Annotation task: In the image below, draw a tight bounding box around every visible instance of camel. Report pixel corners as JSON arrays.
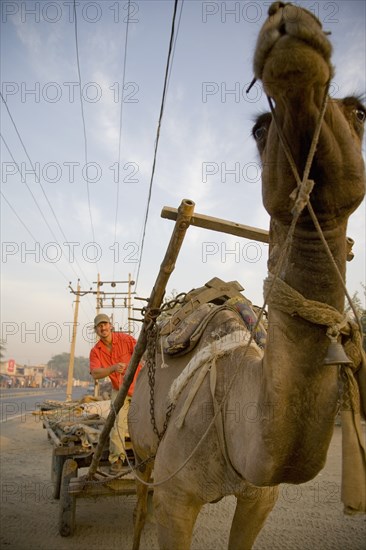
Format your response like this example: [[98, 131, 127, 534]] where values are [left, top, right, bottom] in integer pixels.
[[128, 3, 366, 548]]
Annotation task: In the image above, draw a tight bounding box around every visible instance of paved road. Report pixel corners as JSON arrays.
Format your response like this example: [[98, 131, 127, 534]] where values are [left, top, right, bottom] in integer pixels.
[[0, 386, 86, 422], [0, 409, 365, 550]]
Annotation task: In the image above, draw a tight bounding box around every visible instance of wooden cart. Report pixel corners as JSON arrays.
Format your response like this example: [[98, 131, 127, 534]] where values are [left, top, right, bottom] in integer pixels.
[[42, 414, 109, 500], [58, 452, 143, 537], [40, 404, 139, 537], [46, 200, 196, 537]]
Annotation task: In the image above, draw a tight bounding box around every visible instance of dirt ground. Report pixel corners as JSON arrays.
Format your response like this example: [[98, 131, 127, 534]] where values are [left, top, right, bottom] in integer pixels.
[[0, 413, 365, 550]]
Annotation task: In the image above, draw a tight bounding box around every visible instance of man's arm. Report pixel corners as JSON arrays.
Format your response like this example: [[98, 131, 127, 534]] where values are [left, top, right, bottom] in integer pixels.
[[90, 362, 127, 380]]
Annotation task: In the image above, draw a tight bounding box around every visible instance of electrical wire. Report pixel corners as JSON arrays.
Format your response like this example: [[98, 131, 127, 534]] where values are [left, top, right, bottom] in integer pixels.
[[166, 0, 185, 96], [0, 93, 74, 249], [0, 136, 96, 317], [0, 93, 95, 288], [112, 0, 132, 280], [1, 190, 38, 242], [0, 190, 70, 283], [134, 0, 180, 290], [73, 0, 97, 253], [0, 131, 94, 302], [0, 132, 65, 247]]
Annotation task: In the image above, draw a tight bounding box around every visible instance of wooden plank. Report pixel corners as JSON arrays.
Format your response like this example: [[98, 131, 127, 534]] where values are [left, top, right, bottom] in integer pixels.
[[59, 459, 78, 537], [53, 446, 93, 457], [69, 476, 138, 497], [161, 206, 269, 244], [68, 475, 153, 498]]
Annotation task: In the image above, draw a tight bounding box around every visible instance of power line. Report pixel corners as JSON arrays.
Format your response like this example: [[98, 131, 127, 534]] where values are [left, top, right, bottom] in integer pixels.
[[112, 0, 132, 280], [0, 92, 71, 247], [73, 0, 97, 250], [0, 97, 93, 285], [0, 132, 64, 246], [166, 0, 185, 94], [1, 190, 70, 283], [0, 132, 96, 308], [134, 0, 180, 290], [0, 190, 38, 242], [0, 132, 94, 295]]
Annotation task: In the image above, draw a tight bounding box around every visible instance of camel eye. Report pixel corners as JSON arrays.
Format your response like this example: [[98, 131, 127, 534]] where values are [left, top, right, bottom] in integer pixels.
[[355, 109, 366, 123], [254, 126, 267, 140]]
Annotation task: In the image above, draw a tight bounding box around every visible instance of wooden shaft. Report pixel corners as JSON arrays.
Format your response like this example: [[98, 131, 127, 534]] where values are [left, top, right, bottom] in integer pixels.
[[161, 205, 269, 243], [87, 199, 196, 476]]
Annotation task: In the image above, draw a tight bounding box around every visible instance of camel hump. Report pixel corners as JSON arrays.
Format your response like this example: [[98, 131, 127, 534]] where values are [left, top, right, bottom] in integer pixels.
[[159, 277, 267, 356], [160, 277, 244, 337]]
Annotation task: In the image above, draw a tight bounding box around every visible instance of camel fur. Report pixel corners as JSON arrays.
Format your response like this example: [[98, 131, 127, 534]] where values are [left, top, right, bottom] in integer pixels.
[[128, 3, 366, 549]]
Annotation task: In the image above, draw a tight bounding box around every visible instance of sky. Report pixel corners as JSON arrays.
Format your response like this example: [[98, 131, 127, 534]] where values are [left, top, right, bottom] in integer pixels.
[[1, 0, 365, 367]]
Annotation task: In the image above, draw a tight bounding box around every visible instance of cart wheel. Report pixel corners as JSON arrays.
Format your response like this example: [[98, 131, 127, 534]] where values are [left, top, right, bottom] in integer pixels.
[[51, 450, 65, 500], [59, 459, 78, 537]]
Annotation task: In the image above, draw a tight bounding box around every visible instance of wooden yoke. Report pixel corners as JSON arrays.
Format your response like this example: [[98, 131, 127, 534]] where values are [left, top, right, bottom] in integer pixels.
[[87, 198, 195, 477], [161, 207, 355, 261], [161, 205, 270, 243]]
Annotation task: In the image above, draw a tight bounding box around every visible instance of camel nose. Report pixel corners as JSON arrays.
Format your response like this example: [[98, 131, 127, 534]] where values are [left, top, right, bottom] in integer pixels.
[[268, 2, 286, 16]]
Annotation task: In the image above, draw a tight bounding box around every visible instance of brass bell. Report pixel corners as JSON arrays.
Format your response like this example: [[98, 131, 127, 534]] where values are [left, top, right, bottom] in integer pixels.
[[323, 335, 352, 366]]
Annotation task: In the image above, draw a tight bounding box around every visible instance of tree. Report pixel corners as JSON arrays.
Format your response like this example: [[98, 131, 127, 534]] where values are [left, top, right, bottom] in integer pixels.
[[345, 285, 366, 352], [47, 353, 91, 381], [0, 340, 5, 360]]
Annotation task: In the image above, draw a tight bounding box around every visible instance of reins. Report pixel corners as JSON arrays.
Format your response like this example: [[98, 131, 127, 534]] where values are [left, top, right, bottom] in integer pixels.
[[266, 87, 363, 334]]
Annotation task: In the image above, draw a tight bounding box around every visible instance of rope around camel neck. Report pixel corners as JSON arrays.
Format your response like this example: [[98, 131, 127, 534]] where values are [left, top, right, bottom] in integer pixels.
[[263, 274, 345, 330]]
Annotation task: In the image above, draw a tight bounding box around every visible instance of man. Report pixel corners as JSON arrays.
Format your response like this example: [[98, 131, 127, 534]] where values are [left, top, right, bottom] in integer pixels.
[[89, 313, 140, 473]]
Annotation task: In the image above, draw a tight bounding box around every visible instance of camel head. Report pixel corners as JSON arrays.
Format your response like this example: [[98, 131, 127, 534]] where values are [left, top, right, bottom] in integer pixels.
[[253, 2, 333, 99], [251, 2, 365, 229]]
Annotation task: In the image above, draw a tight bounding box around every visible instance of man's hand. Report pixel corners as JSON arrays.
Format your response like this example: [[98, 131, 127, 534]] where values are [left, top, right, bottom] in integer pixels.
[[113, 363, 127, 375], [90, 363, 128, 381]]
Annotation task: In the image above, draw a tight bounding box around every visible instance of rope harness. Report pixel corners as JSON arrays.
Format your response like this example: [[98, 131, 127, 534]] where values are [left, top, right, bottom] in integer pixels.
[[106, 84, 366, 500], [263, 273, 348, 343], [264, 273, 364, 412]]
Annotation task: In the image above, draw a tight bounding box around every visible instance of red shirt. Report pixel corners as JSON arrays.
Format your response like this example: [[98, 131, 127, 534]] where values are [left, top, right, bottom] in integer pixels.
[[89, 332, 141, 395]]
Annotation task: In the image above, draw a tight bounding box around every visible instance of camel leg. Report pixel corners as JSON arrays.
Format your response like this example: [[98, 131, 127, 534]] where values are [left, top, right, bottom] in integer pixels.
[[132, 461, 154, 550], [228, 485, 279, 550], [154, 486, 202, 550]]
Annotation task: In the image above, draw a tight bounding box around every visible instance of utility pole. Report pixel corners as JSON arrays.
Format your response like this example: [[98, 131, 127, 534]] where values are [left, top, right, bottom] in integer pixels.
[[67, 275, 136, 399], [96, 273, 101, 316], [66, 279, 80, 402], [128, 273, 133, 334], [92, 276, 135, 333]]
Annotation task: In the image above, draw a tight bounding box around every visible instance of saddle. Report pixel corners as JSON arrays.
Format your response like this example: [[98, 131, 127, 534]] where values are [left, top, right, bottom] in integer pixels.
[[159, 277, 267, 356]]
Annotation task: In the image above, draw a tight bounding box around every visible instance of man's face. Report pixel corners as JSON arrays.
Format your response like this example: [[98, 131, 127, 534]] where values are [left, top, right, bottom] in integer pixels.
[[95, 321, 112, 340]]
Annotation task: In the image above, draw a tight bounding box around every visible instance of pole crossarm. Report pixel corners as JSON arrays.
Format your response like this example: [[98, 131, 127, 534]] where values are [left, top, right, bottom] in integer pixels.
[[161, 205, 270, 243], [87, 199, 196, 477], [68, 283, 93, 297], [94, 280, 135, 285]]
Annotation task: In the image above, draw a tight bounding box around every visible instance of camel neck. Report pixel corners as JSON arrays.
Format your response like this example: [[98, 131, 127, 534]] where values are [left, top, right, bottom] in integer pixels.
[[241, 218, 347, 485], [268, 219, 347, 311]]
